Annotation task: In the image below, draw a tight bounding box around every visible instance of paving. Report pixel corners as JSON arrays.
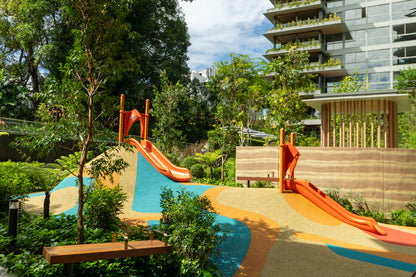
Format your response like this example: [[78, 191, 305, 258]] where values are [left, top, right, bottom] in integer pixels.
[[23, 148, 416, 276]]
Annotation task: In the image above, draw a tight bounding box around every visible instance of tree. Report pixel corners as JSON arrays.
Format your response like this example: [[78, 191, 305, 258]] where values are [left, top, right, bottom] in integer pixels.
[[395, 67, 416, 148], [151, 71, 188, 154], [331, 71, 369, 93], [16, 0, 137, 244], [208, 54, 266, 179], [265, 49, 316, 136], [0, 0, 70, 119], [112, 0, 194, 110]]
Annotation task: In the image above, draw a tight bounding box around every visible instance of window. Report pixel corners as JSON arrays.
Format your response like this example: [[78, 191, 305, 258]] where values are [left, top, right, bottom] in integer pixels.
[[368, 49, 390, 68], [344, 8, 366, 26], [393, 46, 416, 65], [326, 33, 343, 50], [392, 0, 416, 20], [344, 52, 366, 70], [345, 30, 366, 47], [368, 72, 391, 90], [367, 4, 389, 23], [367, 27, 390, 46], [393, 23, 416, 42]]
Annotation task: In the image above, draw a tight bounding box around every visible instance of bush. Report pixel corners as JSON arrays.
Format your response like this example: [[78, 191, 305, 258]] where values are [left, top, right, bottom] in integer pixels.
[[190, 164, 204, 178], [159, 187, 227, 276], [84, 182, 127, 232], [181, 156, 199, 170], [224, 158, 236, 182], [390, 209, 416, 226], [0, 161, 64, 214]]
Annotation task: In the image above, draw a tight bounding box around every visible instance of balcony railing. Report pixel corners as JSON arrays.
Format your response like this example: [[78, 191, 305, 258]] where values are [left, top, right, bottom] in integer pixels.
[[267, 0, 322, 13]]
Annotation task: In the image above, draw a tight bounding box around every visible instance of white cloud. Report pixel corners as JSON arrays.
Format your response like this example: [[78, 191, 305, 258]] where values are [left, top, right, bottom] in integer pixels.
[[180, 0, 273, 71]]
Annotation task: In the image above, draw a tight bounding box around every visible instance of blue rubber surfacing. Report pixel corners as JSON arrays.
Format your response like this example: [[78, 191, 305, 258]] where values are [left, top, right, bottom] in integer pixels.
[[133, 152, 251, 277]]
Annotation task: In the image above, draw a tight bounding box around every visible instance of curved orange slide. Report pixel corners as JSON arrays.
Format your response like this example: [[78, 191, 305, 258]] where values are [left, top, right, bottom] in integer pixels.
[[287, 179, 386, 235], [128, 138, 191, 182]]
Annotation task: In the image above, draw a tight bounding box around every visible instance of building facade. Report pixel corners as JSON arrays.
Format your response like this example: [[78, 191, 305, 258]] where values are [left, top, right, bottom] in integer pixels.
[[263, 0, 416, 94]]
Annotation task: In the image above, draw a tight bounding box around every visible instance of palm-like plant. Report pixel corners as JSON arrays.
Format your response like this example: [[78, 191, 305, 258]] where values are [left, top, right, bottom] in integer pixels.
[[195, 149, 221, 179]]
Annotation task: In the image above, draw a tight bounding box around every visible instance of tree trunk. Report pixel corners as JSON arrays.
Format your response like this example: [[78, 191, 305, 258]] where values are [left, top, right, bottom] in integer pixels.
[[43, 191, 50, 219]]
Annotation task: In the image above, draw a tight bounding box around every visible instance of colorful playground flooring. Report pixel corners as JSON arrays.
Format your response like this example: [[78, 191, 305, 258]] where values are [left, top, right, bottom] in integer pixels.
[[25, 148, 416, 276]]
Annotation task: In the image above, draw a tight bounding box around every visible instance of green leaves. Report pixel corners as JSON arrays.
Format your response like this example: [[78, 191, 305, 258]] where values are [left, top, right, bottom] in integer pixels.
[[159, 187, 227, 276]]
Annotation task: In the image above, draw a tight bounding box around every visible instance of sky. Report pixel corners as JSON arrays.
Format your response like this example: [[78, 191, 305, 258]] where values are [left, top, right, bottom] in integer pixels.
[[179, 0, 274, 71]]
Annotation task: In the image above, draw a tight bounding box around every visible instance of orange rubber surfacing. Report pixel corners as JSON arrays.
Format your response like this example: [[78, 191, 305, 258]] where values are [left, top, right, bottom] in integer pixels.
[[202, 187, 280, 277], [283, 192, 342, 226]]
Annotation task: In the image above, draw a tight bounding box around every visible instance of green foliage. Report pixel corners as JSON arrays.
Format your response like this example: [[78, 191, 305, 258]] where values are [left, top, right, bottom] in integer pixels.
[[331, 71, 369, 93], [151, 71, 188, 154], [0, 161, 64, 214], [326, 187, 416, 226], [265, 50, 314, 136], [84, 183, 127, 232], [159, 187, 227, 276], [395, 67, 416, 148], [208, 54, 266, 179], [181, 156, 199, 170], [390, 209, 416, 226], [195, 150, 221, 179], [190, 164, 205, 179]]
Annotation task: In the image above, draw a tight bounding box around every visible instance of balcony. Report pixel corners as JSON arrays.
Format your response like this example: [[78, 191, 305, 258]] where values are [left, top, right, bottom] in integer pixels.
[[264, 39, 323, 61], [264, 58, 345, 80], [264, 15, 347, 44], [302, 60, 346, 77], [265, 0, 324, 24]]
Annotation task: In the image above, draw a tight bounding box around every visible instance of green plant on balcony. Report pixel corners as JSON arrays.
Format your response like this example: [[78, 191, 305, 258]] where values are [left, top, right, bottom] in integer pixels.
[[272, 12, 341, 31], [266, 38, 319, 54]]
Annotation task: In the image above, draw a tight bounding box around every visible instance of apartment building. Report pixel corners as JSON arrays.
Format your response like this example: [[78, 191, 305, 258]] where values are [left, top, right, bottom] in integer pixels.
[[263, 0, 416, 94]]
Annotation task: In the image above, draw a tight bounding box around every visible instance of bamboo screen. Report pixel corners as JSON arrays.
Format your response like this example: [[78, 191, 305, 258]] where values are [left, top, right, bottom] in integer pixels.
[[320, 99, 398, 148]]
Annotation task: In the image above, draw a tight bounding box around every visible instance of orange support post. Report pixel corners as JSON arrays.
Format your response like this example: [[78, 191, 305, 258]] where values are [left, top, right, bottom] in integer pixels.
[[118, 94, 125, 145], [144, 99, 149, 140], [279, 128, 285, 193]]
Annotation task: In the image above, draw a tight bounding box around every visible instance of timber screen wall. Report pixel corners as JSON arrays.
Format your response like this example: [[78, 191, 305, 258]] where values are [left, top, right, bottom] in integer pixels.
[[236, 146, 416, 209]]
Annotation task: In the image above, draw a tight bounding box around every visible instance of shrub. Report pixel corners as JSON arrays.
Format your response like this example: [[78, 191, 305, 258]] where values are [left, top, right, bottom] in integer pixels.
[[181, 156, 199, 170], [159, 187, 227, 276], [224, 158, 236, 182], [84, 182, 127, 232], [390, 209, 416, 226], [0, 161, 64, 214], [190, 164, 204, 178]]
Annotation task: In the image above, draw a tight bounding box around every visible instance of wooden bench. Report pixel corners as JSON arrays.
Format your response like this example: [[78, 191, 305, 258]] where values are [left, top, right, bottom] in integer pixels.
[[236, 176, 279, 187], [43, 231, 172, 277]]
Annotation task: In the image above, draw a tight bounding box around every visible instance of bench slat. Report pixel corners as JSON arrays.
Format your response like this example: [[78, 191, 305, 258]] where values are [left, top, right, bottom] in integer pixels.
[[43, 240, 172, 264]]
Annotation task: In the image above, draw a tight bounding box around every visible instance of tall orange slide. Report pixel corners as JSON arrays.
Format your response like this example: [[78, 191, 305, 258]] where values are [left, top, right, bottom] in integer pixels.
[[280, 129, 386, 236], [118, 95, 191, 182], [128, 138, 191, 182]]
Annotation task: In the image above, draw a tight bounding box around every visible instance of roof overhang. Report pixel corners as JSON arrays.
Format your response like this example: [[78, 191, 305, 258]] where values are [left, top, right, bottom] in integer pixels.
[[303, 90, 410, 113]]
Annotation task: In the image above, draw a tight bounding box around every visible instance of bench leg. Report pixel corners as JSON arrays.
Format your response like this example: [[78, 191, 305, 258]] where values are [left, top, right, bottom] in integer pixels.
[[247, 180, 250, 188], [64, 263, 73, 277], [145, 256, 149, 277]]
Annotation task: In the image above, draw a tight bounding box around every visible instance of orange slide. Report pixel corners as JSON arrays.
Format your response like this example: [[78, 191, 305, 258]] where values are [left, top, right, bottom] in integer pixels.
[[279, 129, 386, 236], [286, 179, 386, 235], [128, 138, 191, 182]]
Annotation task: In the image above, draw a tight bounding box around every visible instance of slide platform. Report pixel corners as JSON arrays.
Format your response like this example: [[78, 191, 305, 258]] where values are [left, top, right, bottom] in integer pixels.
[[127, 138, 191, 182], [286, 178, 387, 235]]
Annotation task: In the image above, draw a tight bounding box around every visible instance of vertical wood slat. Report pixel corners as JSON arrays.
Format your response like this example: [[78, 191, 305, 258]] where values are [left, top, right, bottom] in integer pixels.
[[377, 100, 381, 148], [332, 102, 336, 147], [384, 100, 388, 148], [371, 100, 374, 148]]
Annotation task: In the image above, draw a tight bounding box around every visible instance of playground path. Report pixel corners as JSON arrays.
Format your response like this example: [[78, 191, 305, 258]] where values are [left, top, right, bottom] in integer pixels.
[[23, 148, 416, 276]]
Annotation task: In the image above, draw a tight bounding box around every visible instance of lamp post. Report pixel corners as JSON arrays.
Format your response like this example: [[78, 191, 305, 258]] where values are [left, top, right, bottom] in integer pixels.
[[8, 199, 18, 247]]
